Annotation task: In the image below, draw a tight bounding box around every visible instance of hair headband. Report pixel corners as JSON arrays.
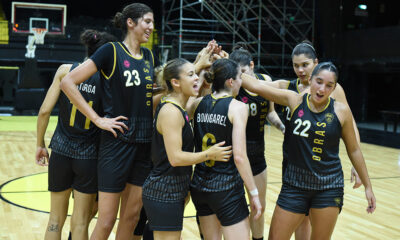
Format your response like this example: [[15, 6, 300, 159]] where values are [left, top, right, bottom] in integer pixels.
[[301, 43, 316, 53]]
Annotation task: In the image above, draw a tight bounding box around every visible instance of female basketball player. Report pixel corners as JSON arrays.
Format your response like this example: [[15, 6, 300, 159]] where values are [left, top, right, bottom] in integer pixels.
[[142, 58, 232, 240], [229, 44, 284, 240], [36, 29, 116, 240], [241, 62, 376, 240], [188, 58, 262, 240], [270, 41, 362, 240], [60, 3, 155, 239], [135, 42, 222, 240]]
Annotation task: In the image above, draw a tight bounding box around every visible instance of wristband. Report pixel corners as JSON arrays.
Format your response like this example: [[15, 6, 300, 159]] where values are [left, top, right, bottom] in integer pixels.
[[249, 189, 259, 196]]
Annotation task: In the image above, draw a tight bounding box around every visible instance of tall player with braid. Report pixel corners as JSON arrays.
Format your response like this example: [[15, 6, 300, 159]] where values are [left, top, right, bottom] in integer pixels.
[[61, 3, 156, 239], [242, 62, 376, 240], [36, 29, 116, 240]]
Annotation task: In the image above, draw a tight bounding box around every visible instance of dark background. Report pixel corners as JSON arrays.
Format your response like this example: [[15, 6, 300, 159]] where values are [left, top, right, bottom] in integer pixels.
[[0, 0, 399, 143]]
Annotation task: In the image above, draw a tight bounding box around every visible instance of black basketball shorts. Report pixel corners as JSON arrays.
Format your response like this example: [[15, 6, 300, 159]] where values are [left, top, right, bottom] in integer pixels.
[[97, 131, 152, 192], [143, 197, 185, 231], [48, 151, 97, 194], [277, 183, 344, 215], [190, 184, 249, 227], [247, 140, 267, 176]]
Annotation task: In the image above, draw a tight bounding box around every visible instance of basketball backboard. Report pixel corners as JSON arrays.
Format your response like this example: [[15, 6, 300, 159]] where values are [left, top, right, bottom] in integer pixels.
[[11, 2, 67, 36]]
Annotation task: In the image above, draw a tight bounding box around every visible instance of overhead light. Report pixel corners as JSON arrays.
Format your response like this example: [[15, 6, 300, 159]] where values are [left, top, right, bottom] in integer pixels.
[[355, 4, 368, 16], [358, 4, 367, 10]]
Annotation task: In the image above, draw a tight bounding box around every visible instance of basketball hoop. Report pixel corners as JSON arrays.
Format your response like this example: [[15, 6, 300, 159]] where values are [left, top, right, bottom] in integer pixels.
[[25, 28, 47, 58], [32, 28, 47, 44]]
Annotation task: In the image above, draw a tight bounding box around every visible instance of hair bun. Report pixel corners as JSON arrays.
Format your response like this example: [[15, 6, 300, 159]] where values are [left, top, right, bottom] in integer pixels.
[[232, 42, 249, 51], [112, 12, 124, 29], [203, 71, 214, 84]]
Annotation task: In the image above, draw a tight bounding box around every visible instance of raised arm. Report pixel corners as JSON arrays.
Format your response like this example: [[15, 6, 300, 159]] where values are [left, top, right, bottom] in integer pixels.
[[338, 102, 376, 213], [266, 102, 285, 133], [230, 100, 262, 219], [159, 104, 232, 167], [194, 43, 215, 74], [241, 73, 299, 110], [60, 59, 127, 137], [268, 79, 290, 89], [262, 77, 285, 133], [36, 64, 71, 166]]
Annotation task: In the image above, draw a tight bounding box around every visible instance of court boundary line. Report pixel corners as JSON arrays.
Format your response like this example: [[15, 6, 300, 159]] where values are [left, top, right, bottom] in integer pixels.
[[0, 172, 198, 218], [0, 172, 51, 215]]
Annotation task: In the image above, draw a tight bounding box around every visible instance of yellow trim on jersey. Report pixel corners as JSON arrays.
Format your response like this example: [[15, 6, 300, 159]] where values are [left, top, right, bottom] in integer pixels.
[[254, 73, 263, 80], [244, 89, 258, 96], [148, 47, 155, 66], [306, 93, 331, 113], [100, 42, 116, 80], [211, 94, 232, 100], [290, 102, 302, 119], [259, 73, 271, 81], [118, 42, 144, 60], [295, 78, 301, 93], [163, 99, 186, 111], [285, 78, 300, 92]]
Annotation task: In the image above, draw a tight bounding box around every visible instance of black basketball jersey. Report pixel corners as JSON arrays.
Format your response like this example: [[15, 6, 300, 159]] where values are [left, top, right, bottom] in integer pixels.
[[191, 94, 242, 192], [142, 99, 193, 202], [236, 73, 270, 142], [49, 63, 102, 159], [283, 94, 343, 190], [283, 78, 300, 124], [282, 78, 301, 161], [101, 42, 154, 143]]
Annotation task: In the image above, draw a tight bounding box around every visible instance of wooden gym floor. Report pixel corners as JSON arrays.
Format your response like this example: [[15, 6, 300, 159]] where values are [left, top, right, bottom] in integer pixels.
[[0, 116, 399, 239]]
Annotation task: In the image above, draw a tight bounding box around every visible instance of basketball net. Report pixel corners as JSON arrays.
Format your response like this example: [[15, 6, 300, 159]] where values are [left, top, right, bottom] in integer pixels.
[[32, 28, 47, 45], [25, 28, 47, 58]]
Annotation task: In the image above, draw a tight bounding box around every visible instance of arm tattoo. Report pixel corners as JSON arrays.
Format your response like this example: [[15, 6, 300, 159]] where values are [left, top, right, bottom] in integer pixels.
[[47, 224, 59, 232]]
